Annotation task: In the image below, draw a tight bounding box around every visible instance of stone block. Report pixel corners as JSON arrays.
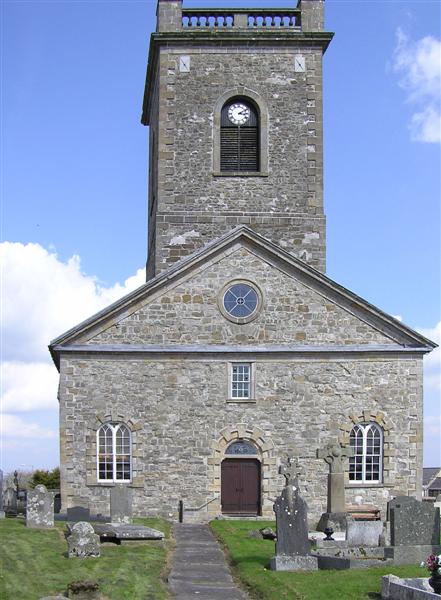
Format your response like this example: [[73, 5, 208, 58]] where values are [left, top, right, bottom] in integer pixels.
[[384, 545, 441, 566], [346, 519, 383, 547], [270, 554, 318, 571]]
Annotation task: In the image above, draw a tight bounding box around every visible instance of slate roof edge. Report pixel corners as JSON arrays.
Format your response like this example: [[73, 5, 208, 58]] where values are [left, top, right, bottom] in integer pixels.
[[48, 225, 437, 368], [53, 343, 432, 354]]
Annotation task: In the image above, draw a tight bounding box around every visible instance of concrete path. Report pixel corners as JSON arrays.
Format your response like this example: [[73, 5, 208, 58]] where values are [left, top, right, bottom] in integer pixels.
[[168, 523, 249, 600]]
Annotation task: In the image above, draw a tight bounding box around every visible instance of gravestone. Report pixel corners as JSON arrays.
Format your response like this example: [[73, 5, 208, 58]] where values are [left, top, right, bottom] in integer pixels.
[[386, 494, 414, 521], [316, 442, 354, 531], [67, 522, 100, 558], [270, 458, 318, 571], [0, 469, 4, 518], [26, 484, 54, 528], [67, 506, 91, 522], [346, 517, 383, 547], [110, 485, 132, 524], [4, 486, 17, 515], [390, 497, 440, 546]]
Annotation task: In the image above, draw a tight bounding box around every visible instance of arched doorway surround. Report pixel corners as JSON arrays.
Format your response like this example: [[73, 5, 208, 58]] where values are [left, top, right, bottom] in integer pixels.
[[207, 424, 277, 518], [222, 441, 261, 514]]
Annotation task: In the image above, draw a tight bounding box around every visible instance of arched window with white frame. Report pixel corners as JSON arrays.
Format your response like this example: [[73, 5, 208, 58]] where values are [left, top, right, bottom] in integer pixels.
[[349, 422, 383, 483], [97, 422, 131, 482]]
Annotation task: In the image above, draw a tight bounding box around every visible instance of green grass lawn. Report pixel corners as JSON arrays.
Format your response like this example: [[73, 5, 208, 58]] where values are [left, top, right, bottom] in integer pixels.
[[0, 517, 172, 600], [210, 520, 426, 600]]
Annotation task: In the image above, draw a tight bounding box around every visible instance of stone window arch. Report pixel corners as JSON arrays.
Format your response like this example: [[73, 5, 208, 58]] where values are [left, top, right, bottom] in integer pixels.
[[338, 411, 394, 486], [213, 88, 269, 176], [97, 422, 132, 482], [86, 413, 144, 487], [348, 422, 383, 484]]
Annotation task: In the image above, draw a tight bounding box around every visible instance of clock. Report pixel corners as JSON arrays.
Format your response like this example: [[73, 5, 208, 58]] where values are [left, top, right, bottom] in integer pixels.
[[228, 102, 250, 126]]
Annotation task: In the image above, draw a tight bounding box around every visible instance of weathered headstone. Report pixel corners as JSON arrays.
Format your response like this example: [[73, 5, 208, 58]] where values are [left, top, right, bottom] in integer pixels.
[[390, 497, 440, 546], [316, 442, 354, 531], [4, 486, 17, 515], [110, 485, 132, 524], [26, 484, 54, 528], [67, 506, 91, 522], [67, 522, 100, 558], [386, 494, 414, 521], [270, 458, 317, 571], [346, 517, 383, 547], [0, 469, 4, 518]]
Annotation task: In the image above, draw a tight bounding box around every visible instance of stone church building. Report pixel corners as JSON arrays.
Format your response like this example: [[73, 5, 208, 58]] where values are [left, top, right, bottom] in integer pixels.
[[50, 0, 435, 524]]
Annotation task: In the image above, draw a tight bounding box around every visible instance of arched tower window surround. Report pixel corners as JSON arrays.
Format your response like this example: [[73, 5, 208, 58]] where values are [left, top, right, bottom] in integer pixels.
[[349, 422, 383, 484], [220, 97, 259, 172], [213, 88, 269, 176], [97, 422, 132, 482]]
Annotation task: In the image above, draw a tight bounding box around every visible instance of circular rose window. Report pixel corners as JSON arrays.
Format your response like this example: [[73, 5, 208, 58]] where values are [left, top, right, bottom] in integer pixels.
[[219, 280, 262, 324]]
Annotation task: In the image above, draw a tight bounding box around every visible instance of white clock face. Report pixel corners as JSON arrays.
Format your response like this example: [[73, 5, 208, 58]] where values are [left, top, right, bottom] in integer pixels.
[[228, 103, 250, 126]]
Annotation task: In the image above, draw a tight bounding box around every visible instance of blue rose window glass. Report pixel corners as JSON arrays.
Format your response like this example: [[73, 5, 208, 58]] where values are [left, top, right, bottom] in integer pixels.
[[223, 283, 258, 319]]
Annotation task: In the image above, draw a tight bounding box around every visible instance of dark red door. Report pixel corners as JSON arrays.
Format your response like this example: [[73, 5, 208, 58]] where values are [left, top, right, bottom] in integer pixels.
[[221, 459, 260, 515]]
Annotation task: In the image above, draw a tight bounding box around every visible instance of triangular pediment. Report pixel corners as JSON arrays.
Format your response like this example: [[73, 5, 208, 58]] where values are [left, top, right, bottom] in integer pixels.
[[49, 227, 436, 368]]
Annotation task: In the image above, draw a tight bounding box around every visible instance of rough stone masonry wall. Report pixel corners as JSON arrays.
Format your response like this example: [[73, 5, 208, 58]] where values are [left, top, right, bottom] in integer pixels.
[[87, 247, 395, 347], [58, 354, 423, 524], [148, 44, 326, 276]]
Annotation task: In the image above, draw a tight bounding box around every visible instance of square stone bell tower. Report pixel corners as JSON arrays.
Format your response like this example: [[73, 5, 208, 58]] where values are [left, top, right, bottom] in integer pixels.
[[142, 0, 333, 279]]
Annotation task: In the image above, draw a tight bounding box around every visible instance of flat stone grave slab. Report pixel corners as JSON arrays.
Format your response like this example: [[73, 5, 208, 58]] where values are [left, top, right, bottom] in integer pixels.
[[82, 523, 164, 542], [315, 554, 393, 570]]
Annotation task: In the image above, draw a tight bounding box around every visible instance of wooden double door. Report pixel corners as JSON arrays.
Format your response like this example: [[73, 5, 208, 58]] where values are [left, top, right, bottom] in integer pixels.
[[221, 458, 261, 515]]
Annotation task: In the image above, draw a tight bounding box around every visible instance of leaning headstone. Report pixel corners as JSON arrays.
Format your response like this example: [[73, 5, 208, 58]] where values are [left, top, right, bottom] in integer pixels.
[[390, 497, 440, 546], [270, 458, 317, 571], [110, 485, 132, 524], [316, 442, 354, 532], [67, 522, 100, 558], [26, 484, 54, 528], [66, 506, 91, 522], [0, 469, 4, 518], [346, 517, 383, 547]]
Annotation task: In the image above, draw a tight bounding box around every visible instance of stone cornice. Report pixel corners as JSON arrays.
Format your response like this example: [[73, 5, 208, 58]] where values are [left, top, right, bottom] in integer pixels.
[[141, 30, 334, 125], [54, 343, 431, 358]]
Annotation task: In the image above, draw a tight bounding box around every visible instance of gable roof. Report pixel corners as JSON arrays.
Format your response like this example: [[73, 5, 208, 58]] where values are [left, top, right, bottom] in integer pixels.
[[49, 226, 437, 368], [423, 468, 441, 488]]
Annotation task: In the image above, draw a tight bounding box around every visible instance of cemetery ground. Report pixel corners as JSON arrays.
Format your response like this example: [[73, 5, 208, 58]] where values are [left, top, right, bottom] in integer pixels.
[[210, 520, 426, 600], [0, 517, 171, 599]]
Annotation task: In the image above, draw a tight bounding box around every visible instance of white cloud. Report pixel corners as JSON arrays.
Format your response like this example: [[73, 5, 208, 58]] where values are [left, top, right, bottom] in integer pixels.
[[418, 321, 441, 392], [1, 242, 145, 363], [1, 362, 59, 412], [0, 241, 144, 431], [1, 414, 57, 439], [392, 29, 441, 143]]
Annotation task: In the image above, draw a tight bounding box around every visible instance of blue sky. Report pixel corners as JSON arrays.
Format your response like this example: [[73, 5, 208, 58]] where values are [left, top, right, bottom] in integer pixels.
[[1, 0, 440, 473]]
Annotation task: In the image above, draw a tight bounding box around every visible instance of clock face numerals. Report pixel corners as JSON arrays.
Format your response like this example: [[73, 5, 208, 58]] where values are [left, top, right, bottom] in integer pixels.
[[228, 103, 250, 126]]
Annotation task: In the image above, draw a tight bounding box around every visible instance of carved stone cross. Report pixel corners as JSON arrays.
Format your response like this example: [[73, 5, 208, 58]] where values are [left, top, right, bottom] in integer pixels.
[[280, 457, 302, 486], [316, 442, 354, 474]]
